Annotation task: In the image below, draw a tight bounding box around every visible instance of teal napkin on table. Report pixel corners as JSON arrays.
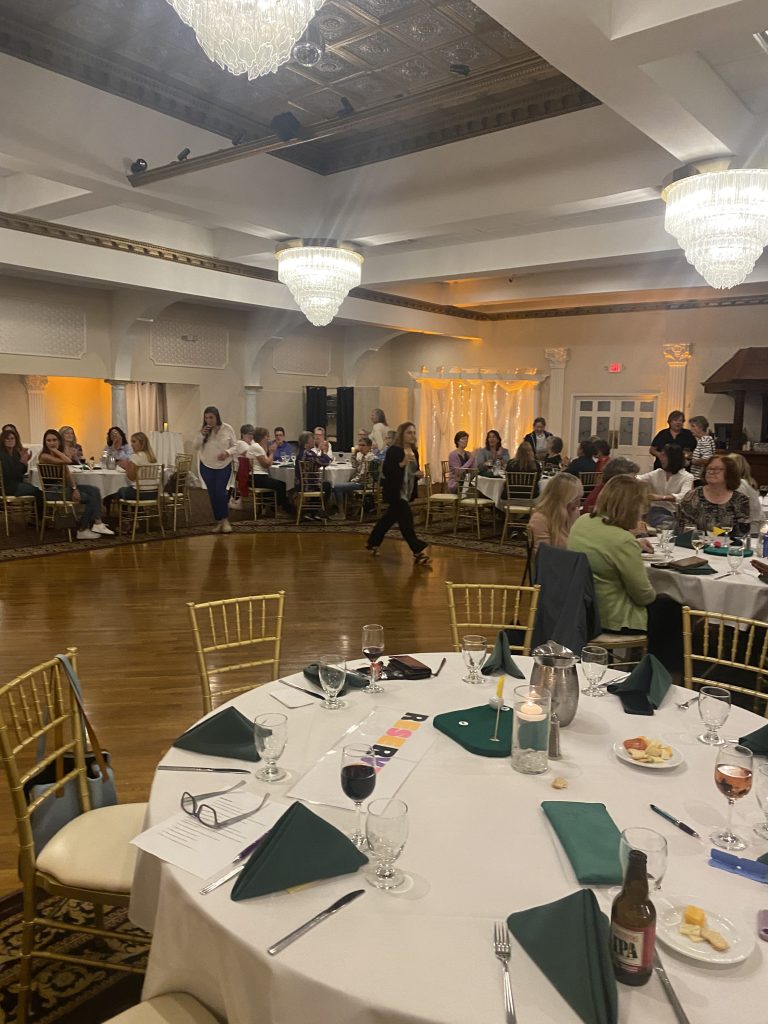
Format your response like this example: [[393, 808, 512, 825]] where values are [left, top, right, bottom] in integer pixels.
[[507, 889, 617, 1024], [663, 560, 716, 575], [739, 723, 768, 754], [172, 706, 259, 761], [606, 654, 671, 715], [481, 631, 525, 678], [231, 802, 368, 900], [541, 801, 622, 885], [303, 663, 369, 691], [675, 531, 694, 549], [433, 704, 512, 757]]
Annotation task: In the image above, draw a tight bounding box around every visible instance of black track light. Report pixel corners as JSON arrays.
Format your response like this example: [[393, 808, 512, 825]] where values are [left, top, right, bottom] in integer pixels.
[[177, 147, 191, 161], [337, 97, 355, 118], [130, 158, 148, 174], [449, 63, 470, 77]]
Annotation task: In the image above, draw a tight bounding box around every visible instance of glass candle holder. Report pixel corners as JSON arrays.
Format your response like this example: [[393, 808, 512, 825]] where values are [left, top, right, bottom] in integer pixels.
[[511, 685, 551, 775]]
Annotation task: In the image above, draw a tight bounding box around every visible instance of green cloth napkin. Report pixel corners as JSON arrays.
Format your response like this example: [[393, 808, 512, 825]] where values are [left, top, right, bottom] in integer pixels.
[[231, 802, 368, 900], [704, 545, 753, 557], [606, 654, 671, 716], [433, 704, 513, 757], [739, 722, 768, 754], [481, 630, 525, 678], [675, 531, 693, 549], [507, 889, 617, 1024], [303, 663, 369, 691], [541, 801, 622, 885], [173, 706, 259, 762]]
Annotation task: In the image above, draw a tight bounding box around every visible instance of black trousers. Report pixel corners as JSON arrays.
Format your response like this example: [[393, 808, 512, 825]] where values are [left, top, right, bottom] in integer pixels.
[[368, 499, 427, 555], [250, 474, 291, 510], [602, 595, 683, 672]]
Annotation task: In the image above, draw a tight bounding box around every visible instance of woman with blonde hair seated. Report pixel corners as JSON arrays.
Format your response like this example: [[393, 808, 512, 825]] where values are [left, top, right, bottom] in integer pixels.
[[109, 432, 159, 504], [529, 473, 582, 551], [728, 453, 762, 531]]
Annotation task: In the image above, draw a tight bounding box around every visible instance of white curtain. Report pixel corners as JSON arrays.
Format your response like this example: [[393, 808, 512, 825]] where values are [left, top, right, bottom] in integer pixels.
[[417, 379, 536, 474], [126, 382, 165, 434]]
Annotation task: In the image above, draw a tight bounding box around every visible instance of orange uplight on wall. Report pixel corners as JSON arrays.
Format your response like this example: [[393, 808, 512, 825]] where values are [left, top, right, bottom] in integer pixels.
[[607, 362, 623, 373]]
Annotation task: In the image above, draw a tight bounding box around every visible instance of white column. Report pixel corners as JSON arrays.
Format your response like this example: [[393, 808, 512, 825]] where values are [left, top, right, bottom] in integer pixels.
[[106, 380, 129, 432], [544, 347, 570, 436], [244, 385, 262, 426], [662, 344, 692, 413], [22, 375, 48, 442]]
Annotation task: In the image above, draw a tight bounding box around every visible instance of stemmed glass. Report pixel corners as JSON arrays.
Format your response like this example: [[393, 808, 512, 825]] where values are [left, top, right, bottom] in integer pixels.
[[580, 644, 608, 697], [365, 797, 409, 890], [362, 624, 385, 695], [317, 652, 347, 710], [726, 541, 744, 575], [657, 527, 674, 562], [754, 763, 768, 839], [341, 744, 376, 850], [254, 712, 288, 783], [698, 685, 731, 745], [712, 742, 753, 851], [619, 828, 668, 892], [691, 529, 706, 555], [461, 635, 487, 684]]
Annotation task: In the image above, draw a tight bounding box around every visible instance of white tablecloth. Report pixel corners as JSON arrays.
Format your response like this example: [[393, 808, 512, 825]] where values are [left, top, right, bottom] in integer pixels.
[[269, 463, 354, 488], [148, 431, 185, 467], [131, 654, 766, 1024], [474, 474, 506, 509], [647, 544, 768, 621], [29, 466, 127, 499]]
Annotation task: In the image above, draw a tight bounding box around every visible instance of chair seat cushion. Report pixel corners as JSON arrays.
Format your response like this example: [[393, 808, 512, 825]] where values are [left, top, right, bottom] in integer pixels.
[[504, 504, 532, 513], [460, 498, 495, 507], [105, 993, 219, 1024], [592, 632, 647, 645], [429, 494, 458, 502], [37, 802, 147, 893]]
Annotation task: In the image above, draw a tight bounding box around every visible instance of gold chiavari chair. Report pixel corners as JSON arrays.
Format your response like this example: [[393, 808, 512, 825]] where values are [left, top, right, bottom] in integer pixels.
[[579, 471, 602, 497], [295, 459, 327, 524], [188, 592, 286, 714], [161, 454, 193, 532], [0, 648, 149, 1024], [38, 462, 78, 541], [0, 470, 38, 536], [682, 605, 768, 716], [118, 463, 165, 541], [445, 581, 540, 655], [454, 469, 497, 539], [440, 460, 451, 490], [499, 470, 539, 548], [425, 462, 459, 531], [346, 460, 380, 522], [249, 480, 278, 519]]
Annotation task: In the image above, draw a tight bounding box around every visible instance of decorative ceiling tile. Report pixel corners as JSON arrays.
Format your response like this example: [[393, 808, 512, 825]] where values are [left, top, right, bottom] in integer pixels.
[[386, 55, 448, 87], [482, 26, 529, 56], [387, 10, 464, 48], [340, 31, 412, 67], [441, 0, 491, 27], [436, 38, 502, 69], [340, 72, 401, 106], [315, 4, 370, 42], [305, 52, 358, 78], [293, 89, 346, 118], [345, 0, 416, 18]]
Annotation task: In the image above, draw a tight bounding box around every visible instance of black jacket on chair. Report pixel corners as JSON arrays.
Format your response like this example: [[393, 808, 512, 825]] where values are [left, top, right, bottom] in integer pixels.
[[531, 544, 601, 654]]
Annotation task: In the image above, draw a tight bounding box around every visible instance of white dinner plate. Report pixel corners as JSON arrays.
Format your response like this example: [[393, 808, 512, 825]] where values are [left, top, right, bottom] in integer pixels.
[[612, 741, 684, 770], [641, 551, 658, 561], [656, 895, 755, 965]]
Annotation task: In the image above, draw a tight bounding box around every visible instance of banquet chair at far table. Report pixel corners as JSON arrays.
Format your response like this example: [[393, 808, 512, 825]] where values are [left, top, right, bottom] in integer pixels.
[[0, 647, 149, 1024], [424, 462, 459, 530], [38, 462, 78, 541], [499, 470, 539, 549], [188, 592, 286, 714], [103, 993, 220, 1024], [118, 463, 165, 541], [445, 581, 540, 655], [454, 468, 497, 539], [295, 459, 327, 524], [579, 470, 601, 497], [682, 605, 768, 716], [161, 454, 193, 532], [0, 467, 38, 536]]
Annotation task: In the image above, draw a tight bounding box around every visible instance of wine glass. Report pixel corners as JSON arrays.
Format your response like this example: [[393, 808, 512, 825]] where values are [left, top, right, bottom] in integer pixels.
[[698, 685, 731, 745], [253, 713, 288, 783], [362, 624, 384, 695], [365, 797, 409, 890], [317, 652, 347, 710], [341, 744, 376, 850], [726, 541, 744, 575], [712, 742, 753, 851], [619, 827, 667, 892], [580, 644, 608, 697], [754, 763, 768, 839], [657, 527, 674, 562], [461, 635, 487, 684], [691, 529, 706, 555]]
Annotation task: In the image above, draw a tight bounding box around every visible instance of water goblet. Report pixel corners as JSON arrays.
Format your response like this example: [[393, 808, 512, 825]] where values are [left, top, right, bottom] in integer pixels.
[[461, 635, 487, 684], [317, 652, 347, 710], [697, 685, 731, 745], [580, 644, 608, 697], [726, 541, 744, 575], [754, 763, 768, 839], [619, 827, 667, 892], [254, 713, 288, 782], [362, 624, 384, 695], [365, 797, 409, 890], [711, 742, 753, 851], [691, 529, 706, 555], [341, 744, 376, 850]]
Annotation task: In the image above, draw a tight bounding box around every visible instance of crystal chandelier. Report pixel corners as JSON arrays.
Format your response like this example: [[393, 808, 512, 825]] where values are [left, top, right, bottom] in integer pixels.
[[663, 168, 768, 289], [276, 241, 363, 326], [165, 0, 326, 80]]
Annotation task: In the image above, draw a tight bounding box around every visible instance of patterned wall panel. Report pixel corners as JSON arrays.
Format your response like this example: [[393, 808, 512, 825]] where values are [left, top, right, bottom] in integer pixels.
[[0, 297, 86, 358], [150, 320, 229, 369], [272, 337, 331, 377]]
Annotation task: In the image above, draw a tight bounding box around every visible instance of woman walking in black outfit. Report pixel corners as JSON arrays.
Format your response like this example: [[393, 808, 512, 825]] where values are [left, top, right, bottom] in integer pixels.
[[367, 422, 430, 564]]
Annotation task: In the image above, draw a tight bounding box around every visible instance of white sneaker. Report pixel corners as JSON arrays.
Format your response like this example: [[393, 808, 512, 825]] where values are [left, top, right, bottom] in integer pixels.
[[76, 529, 100, 540], [221, 521, 233, 534], [92, 523, 115, 535]]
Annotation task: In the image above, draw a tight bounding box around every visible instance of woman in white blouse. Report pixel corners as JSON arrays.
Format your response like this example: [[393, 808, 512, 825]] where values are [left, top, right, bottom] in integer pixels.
[[637, 443, 693, 527], [193, 406, 238, 533], [729, 453, 762, 531], [689, 415, 716, 480]]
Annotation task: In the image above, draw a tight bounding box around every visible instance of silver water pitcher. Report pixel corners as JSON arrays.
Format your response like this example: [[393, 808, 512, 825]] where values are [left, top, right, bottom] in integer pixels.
[[530, 641, 579, 728]]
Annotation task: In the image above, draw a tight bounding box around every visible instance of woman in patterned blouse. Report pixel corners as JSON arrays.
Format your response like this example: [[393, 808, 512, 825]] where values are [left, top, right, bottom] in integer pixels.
[[677, 455, 750, 532], [688, 415, 716, 480]]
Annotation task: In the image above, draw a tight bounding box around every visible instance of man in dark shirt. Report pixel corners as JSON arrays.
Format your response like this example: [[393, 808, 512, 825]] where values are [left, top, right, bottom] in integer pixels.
[[649, 410, 695, 469], [564, 439, 598, 477]]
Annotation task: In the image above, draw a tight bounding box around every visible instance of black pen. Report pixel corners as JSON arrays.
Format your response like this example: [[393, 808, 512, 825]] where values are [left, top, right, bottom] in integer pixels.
[[434, 657, 447, 677], [650, 804, 700, 838]]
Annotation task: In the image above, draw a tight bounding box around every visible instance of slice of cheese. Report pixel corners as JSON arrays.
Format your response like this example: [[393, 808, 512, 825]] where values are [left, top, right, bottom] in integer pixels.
[[683, 905, 706, 928]]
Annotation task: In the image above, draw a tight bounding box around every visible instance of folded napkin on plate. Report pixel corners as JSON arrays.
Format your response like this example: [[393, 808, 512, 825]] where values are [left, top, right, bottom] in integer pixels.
[[481, 631, 525, 679], [507, 889, 617, 1024], [303, 663, 368, 691], [433, 704, 512, 757], [606, 654, 671, 716], [231, 802, 367, 900], [173, 706, 259, 762], [675, 531, 693, 549], [541, 802, 622, 885], [739, 722, 768, 754]]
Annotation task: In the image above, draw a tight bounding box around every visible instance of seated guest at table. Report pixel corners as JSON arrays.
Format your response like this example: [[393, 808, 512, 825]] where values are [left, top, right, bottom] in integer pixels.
[[194, 406, 238, 534], [729, 453, 762, 531], [106, 426, 133, 461], [506, 442, 541, 485], [523, 417, 552, 460], [542, 436, 564, 470], [637, 445, 693, 527], [39, 429, 113, 539], [269, 427, 295, 462], [59, 425, 85, 465], [447, 431, 471, 492], [529, 472, 582, 551], [331, 437, 379, 519], [369, 408, 389, 452], [233, 426, 292, 513], [591, 437, 611, 474], [582, 456, 639, 514], [376, 430, 396, 462], [296, 430, 331, 518], [0, 426, 42, 516], [649, 410, 695, 470], [111, 432, 159, 503], [688, 415, 716, 481], [474, 430, 509, 473], [564, 439, 598, 477], [311, 426, 333, 457], [678, 455, 750, 534]]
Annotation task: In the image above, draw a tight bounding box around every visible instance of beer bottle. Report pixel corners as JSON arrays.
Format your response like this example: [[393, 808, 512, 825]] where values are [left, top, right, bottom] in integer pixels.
[[610, 849, 656, 986]]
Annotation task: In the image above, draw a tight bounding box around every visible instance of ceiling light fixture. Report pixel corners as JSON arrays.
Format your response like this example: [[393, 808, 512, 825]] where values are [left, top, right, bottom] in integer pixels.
[[291, 21, 325, 67], [662, 162, 768, 289], [275, 240, 363, 327], [165, 0, 326, 80]]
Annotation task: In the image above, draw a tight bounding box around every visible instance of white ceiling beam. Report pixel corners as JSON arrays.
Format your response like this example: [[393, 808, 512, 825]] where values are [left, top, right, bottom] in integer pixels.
[[609, 0, 768, 59]]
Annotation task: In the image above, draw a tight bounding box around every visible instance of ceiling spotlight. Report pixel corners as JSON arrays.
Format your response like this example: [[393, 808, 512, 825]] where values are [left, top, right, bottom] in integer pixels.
[[130, 158, 148, 174], [291, 22, 325, 67], [270, 112, 304, 141], [449, 63, 470, 77], [232, 131, 246, 146], [337, 96, 354, 118], [177, 147, 191, 161]]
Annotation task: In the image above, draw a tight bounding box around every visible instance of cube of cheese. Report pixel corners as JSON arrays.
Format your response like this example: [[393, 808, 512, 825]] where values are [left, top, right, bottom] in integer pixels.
[[683, 905, 707, 928]]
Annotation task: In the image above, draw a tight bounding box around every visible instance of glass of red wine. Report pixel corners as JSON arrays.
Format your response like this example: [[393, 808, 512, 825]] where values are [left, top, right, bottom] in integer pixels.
[[362, 624, 384, 695], [711, 742, 753, 851], [341, 744, 376, 850]]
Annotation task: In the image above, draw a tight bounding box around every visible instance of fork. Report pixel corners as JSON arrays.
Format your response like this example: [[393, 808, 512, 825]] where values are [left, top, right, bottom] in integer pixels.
[[493, 922, 516, 1024], [676, 694, 699, 710]]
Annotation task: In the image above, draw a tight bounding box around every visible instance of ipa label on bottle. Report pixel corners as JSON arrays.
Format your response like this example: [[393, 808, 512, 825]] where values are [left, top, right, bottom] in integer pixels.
[[611, 922, 655, 974]]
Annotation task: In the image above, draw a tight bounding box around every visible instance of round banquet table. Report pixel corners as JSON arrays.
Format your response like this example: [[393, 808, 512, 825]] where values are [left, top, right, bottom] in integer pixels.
[[131, 655, 766, 1024], [29, 466, 128, 500], [268, 462, 355, 488], [148, 431, 185, 468]]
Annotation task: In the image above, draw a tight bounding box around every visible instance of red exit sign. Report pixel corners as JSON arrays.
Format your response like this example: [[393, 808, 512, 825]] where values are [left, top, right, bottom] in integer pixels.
[[607, 362, 623, 373]]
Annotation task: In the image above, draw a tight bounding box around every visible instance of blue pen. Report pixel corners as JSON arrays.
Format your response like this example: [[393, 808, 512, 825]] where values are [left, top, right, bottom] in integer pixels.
[[650, 804, 700, 838]]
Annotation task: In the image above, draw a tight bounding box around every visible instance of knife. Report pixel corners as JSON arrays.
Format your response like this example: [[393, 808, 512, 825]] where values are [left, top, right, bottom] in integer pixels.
[[653, 951, 690, 1024], [157, 766, 251, 774], [199, 824, 272, 895], [267, 890, 365, 955], [276, 678, 324, 700]]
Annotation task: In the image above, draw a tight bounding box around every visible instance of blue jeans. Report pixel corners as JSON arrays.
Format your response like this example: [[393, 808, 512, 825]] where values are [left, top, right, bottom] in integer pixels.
[[332, 481, 362, 512], [200, 463, 231, 521], [10, 481, 43, 516], [71, 483, 102, 530]]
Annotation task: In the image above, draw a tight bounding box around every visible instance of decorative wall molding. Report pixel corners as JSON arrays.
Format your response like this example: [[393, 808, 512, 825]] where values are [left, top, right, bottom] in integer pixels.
[[662, 343, 693, 367], [0, 296, 85, 358], [150, 320, 229, 369], [544, 347, 570, 368], [408, 367, 546, 383], [273, 337, 331, 376], [22, 374, 49, 393]]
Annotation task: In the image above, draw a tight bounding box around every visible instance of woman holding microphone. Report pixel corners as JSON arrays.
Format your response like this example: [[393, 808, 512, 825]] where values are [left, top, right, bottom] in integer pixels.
[[194, 406, 238, 533]]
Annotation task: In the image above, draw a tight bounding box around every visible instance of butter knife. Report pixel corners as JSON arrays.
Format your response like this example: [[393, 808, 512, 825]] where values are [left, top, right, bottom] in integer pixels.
[[267, 890, 365, 955], [277, 678, 324, 700], [157, 766, 251, 774], [653, 951, 690, 1024]]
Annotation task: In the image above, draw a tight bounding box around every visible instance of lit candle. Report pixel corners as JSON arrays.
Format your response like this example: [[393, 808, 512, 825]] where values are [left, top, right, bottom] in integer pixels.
[[517, 700, 547, 722], [162, 421, 169, 432]]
